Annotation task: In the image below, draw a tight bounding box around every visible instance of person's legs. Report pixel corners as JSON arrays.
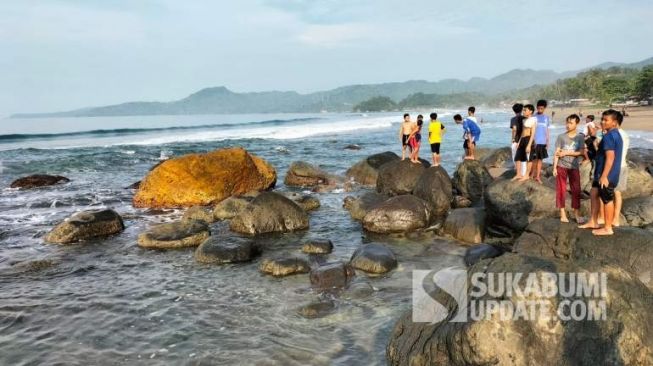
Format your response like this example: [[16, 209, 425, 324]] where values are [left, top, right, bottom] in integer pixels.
[[613, 191, 622, 226], [579, 186, 600, 228], [556, 166, 568, 222], [519, 160, 533, 181], [594, 201, 615, 235], [569, 168, 583, 222]]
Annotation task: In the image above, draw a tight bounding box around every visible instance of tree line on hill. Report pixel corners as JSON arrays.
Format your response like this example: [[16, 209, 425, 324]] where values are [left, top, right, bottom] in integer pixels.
[[353, 65, 653, 111]]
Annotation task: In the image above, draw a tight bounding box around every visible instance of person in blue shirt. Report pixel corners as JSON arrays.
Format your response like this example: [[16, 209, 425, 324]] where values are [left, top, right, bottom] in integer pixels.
[[579, 109, 623, 236], [530, 99, 551, 183], [454, 106, 481, 160]]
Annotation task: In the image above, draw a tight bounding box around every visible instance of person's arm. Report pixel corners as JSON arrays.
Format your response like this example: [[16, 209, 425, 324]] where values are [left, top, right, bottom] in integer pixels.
[[399, 125, 403, 142], [553, 148, 560, 176], [600, 150, 615, 188], [511, 126, 517, 144], [526, 129, 535, 153], [546, 122, 551, 146]]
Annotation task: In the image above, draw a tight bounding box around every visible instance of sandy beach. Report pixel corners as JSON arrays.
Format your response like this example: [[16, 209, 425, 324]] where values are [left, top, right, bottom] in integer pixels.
[[551, 105, 653, 132]]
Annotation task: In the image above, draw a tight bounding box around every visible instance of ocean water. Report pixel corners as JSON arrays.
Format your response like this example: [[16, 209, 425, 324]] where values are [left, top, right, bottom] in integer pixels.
[[1, 112, 651, 365]]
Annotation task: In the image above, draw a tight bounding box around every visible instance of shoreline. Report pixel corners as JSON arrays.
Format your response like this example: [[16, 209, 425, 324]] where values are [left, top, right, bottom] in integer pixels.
[[551, 105, 653, 132]]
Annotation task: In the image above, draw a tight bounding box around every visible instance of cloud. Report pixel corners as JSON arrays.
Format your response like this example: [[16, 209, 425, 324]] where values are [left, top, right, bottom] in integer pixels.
[[297, 23, 376, 47]]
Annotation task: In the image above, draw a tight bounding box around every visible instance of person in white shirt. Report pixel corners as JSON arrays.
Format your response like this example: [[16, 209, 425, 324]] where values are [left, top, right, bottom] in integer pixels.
[[613, 112, 629, 226], [512, 104, 536, 181]]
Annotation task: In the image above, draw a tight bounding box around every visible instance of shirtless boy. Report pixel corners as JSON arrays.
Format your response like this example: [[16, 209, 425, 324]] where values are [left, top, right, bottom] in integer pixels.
[[399, 113, 415, 160]]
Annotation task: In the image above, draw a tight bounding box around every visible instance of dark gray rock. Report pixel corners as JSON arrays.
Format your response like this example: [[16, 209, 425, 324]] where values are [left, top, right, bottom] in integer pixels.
[[309, 262, 355, 289], [44, 209, 124, 244], [412, 166, 453, 216], [443, 208, 486, 244], [138, 220, 209, 249], [284, 161, 330, 187], [362, 195, 432, 234], [622, 196, 653, 227], [346, 151, 400, 186], [259, 257, 311, 276], [195, 237, 260, 264], [302, 239, 334, 254], [343, 191, 388, 221], [376, 159, 428, 196], [230, 192, 309, 235], [182, 206, 215, 224], [297, 300, 336, 319], [452, 160, 493, 204], [463, 243, 505, 266], [350, 244, 397, 274], [212, 196, 253, 220], [11, 174, 70, 189]]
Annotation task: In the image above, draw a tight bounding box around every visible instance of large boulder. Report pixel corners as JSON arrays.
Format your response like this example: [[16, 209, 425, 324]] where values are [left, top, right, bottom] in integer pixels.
[[349, 244, 397, 274], [138, 220, 209, 249], [343, 191, 388, 221], [44, 209, 124, 244], [514, 218, 653, 289], [412, 166, 453, 216], [362, 195, 432, 234], [229, 192, 309, 235], [346, 151, 400, 186], [627, 148, 653, 176], [443, 208, 486, 244], [376, 160, 428, 196], [484, 178, 558, 236], [621, 196, 653, 227], [194, 237, 260, 264], [284, 161, 330, 187], [480, 146, 513, 169], [387, 253, 653, 365], [212, 196, 253, 220], [11, 174, 70, 189], [452, 160, 493, 205], [133, 148, 276, 208], [580, 161, 653, 199]]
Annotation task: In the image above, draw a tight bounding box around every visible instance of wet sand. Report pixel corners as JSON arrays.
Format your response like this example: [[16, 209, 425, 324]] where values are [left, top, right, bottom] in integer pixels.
[[550, 106, 653, 132]]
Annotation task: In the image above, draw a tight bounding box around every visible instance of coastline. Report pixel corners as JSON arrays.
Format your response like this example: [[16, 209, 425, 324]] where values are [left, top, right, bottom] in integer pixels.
[[551, 105, 653, 132]]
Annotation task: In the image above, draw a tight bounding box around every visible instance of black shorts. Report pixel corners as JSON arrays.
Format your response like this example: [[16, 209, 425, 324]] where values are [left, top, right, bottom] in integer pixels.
[[514, 137, 530, 162], [592, 180, 616, 204], [463, 140, 476, 149], [402, 134, 410, 147], [530, 144, 548, 160], [430, 143, 441, 154]]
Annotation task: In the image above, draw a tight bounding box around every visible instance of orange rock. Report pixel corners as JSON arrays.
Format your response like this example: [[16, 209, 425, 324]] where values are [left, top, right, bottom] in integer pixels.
[[133, 148, 276, 208]]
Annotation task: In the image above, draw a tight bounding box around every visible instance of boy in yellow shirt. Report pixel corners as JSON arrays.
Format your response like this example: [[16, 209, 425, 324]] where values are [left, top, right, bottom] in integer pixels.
[[428, 112, 446, 166]]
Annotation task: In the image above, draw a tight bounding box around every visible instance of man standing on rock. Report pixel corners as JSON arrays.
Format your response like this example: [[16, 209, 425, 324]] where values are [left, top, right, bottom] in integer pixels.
[[613, 112, 629, 227], [579, 109, 623, 236]]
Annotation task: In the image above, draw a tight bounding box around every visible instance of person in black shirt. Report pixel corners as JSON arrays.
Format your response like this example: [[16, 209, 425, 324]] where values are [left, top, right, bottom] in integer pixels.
[[510, 103, 525, 176]]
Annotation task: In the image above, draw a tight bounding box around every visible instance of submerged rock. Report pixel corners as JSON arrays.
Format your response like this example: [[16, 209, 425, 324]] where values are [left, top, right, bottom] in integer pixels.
[[386, 253, 653, 365], [182, 206, 215, 224], [133, 147, 276, 208], [259, 257, 311, 277], [452, 160, 493, 204], [11, 174, 70, 190], [346, 151, 400, 186], [138, 220, 209, 249], [362, 195, 431, 234], [412, 166, 453, 216], [443, 208, 486, 244], [284, 161, 330, 187], [309, 262, 355, 289], [376, 160, 427, 196], [349, 244, 397, 274], [297, 300, 336, 319], [229, 192, 309, 235], [44, 209, 124, 244], [194, 237, 260, 264], [302, 239, 334, 254], [212, 196, 253, 220], [343, 192, 388, 221]]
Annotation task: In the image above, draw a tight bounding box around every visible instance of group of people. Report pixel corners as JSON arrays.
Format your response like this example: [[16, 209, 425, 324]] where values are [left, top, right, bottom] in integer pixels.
[[398, 100, 629, 236], [399, 107, 481, 166]]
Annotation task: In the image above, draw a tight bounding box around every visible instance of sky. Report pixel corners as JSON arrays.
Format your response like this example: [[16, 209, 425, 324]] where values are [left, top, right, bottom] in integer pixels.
[[1, 0, 652, 116]]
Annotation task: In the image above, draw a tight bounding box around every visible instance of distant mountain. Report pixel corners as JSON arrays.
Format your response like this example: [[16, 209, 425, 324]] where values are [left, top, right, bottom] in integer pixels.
[[11, 56, 652, 118]]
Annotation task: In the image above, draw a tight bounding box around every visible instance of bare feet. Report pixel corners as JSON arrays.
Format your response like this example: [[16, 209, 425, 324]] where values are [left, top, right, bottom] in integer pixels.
[[592, 228, 614, 236], [578, 222, 599, 229], [517, 176, 530, 182], [534, 177, 543, 184], [511, 176, 521, 181], [560, 217, 569, 223]]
